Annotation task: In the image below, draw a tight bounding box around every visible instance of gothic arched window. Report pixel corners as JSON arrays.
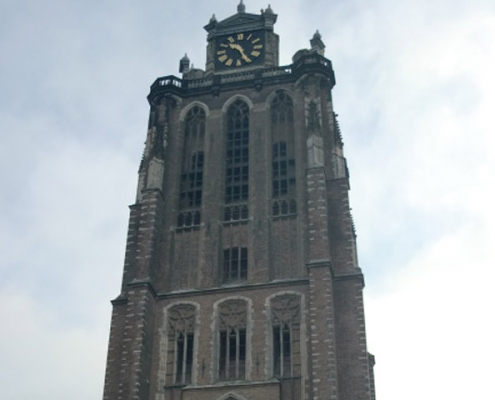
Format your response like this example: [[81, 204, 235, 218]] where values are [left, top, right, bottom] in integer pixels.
[[167, 304, 197, 385], [225, 100, 249, 205], [271, 294, 301, 378], [271, 92, 296, 216], [178, 106, 205, 227], [218, 299, 248, 381]]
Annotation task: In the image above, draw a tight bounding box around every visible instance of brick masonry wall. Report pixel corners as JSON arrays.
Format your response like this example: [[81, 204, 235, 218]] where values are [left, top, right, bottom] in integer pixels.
[[334, 278, 372, 400], [103, 286, 156, 400], [306, 264, 339, 400], [104, 63, 376, 399], [103, 300, 127, 400]]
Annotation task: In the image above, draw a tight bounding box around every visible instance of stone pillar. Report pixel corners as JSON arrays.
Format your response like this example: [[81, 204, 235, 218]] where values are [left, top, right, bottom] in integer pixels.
[[305, 166, 339, 400]]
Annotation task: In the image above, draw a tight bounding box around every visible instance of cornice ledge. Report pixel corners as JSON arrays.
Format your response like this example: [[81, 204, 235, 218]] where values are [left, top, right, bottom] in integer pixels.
[[111, 294, 128, 306], [334, 272, 365, 286], [306, 259, 332, 269], [126, 279, 159, 298], [158, 278, 309, 299]]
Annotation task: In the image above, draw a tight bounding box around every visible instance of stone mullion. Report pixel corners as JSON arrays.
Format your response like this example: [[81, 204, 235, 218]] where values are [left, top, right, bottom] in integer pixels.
[[236, 328, 241, 379], [170, 329, 177, 385], [181, 327, 188, 384]]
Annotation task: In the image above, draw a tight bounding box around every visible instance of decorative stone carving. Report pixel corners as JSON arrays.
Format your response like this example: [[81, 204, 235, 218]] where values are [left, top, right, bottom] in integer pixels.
[[306, 99, 321, 132], [219, 300, 247, 329], [271, 294, 300, 325], [307, 134, 324, 168], [168, 304, 196, 335]]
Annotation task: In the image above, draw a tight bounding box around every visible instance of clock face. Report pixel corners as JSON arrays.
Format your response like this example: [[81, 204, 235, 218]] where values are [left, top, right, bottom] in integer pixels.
[[215, 31, 265, 69]]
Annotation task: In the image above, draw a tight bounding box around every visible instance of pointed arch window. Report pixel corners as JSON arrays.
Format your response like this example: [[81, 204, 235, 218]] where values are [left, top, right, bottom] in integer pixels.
[[167, 304, 197, 385], [178, 106, 205, 227], [271, 92, 296, 216], [271, 294, 301, 378], [218, 299, 248, 381], [225, 100, 249, 205]]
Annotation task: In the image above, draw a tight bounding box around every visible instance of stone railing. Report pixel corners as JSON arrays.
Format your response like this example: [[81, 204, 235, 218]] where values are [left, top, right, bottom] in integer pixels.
[[149, 54, 334, 100]]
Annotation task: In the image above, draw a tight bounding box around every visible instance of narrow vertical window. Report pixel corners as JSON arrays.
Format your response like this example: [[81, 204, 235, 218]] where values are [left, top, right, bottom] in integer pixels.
[[218, 300, 247, 381], [271, 91, 296, 216], [271, 294, 301, 378], [273, 142, 295, 197], [178, 106, 206, 227], [225, 100, 249, 205], [167, 304, 196, 385], [273, 324, 292, 377], [223, 247, 248, 282]]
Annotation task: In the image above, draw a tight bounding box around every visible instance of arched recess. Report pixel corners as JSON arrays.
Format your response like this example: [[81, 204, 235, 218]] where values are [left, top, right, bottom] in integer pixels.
[[269, 90, 297, 214], [223, 98, 251, 211], [222, 94, 254, 113], [265, 88, 295, 109], [264, 291, 304, 379], [212, 296, 253, 382], [268, 90, 301, 280], [158, 301, 200, 388], [177, 105, 207, 228], [179, 101, 210, 121]]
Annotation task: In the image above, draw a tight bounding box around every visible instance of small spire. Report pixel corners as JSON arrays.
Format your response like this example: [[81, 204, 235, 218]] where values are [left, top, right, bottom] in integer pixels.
[[209, 13, 217, 23], [310, 30, 325, 56], [238, 0, 246, 13], [179, 53, 190, 74], [265, 4, 274, 14]]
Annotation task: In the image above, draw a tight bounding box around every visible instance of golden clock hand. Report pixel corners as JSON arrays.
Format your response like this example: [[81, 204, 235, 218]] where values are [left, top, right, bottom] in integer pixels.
[[229, 43, 252, 63]]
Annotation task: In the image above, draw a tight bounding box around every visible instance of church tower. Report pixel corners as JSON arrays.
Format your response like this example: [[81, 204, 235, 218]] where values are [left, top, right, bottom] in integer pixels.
[[103, 3, 376, 400]]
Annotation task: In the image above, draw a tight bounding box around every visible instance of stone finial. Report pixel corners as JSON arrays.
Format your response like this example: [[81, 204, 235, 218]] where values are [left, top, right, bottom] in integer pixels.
[[310, 30, 325, 56], [179, 53, 190, 74], [209, 13, 217, 23], [262, 3, 277, 25], [238, 0, 246, 13]]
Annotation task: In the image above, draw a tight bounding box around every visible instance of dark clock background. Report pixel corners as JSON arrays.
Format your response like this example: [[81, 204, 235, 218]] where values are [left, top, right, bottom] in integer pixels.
[[214, 30, 266, 70]]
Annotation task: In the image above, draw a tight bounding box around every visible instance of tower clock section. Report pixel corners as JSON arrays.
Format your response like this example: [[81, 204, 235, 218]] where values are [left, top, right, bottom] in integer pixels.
[[204, 2, 278, 74]]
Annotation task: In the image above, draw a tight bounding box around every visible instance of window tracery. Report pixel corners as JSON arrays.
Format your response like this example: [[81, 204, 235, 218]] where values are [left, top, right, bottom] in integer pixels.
[[218, 299, 248, 381], [167, 304, 197, 385], [271, 294, 301, 378]]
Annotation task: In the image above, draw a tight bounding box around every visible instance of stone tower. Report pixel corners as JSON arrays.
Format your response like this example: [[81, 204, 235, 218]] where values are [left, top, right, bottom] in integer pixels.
[[103, 3, 376, 400]]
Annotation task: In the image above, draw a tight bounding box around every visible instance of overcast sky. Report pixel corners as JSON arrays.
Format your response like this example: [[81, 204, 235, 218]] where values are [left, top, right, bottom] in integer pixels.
[[1, 0, 494, 399]]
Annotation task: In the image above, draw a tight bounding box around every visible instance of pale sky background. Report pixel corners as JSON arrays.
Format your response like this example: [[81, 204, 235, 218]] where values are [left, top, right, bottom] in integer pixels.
[[1, 0, 494, 399]]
